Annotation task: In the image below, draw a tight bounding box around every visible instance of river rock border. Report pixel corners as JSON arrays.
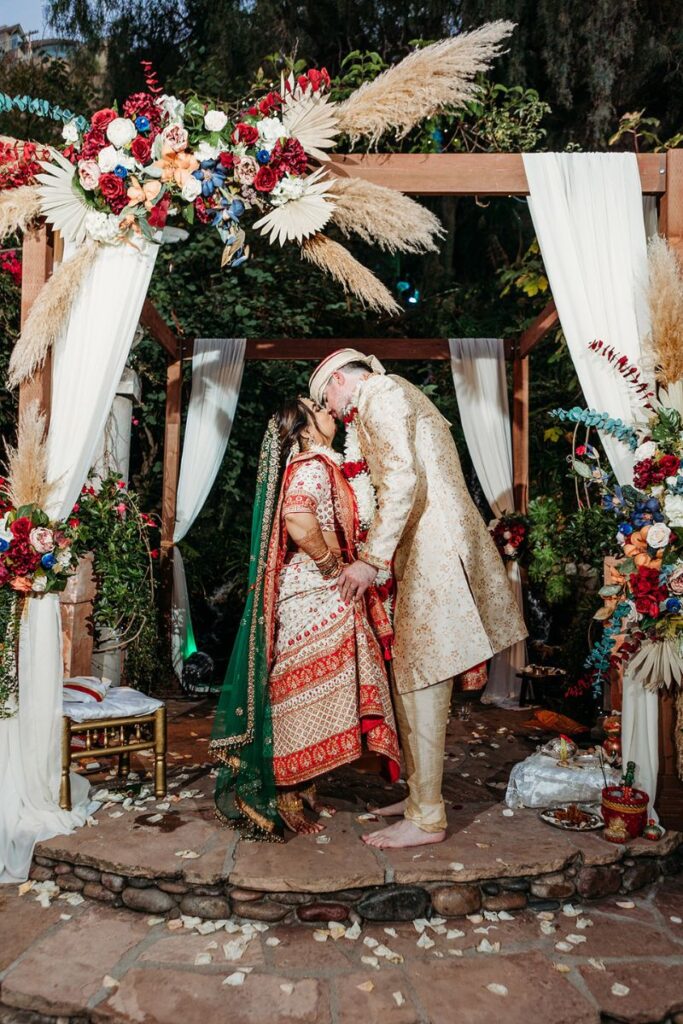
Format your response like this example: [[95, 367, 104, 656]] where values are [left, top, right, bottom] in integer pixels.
[[29, 838, 683, 924]]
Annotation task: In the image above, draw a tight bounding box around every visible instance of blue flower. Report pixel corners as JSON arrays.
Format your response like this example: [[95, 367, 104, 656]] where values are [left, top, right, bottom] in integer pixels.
[[0, 538, 8, 552], [192, 160, 227, 197], [666, 597, 682, 613], [618, 522, 633, 536], [256, 148, 271, 164], [113, 164, 128, 179], [135, 115, 150, 132], [41, 552, 57, 569], [645, 498, 660, 512], [210, 197, 245, 228]]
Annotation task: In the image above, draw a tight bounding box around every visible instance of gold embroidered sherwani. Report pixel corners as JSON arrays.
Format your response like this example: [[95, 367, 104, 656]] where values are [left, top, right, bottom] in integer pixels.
[[357, 373, 528, 695]]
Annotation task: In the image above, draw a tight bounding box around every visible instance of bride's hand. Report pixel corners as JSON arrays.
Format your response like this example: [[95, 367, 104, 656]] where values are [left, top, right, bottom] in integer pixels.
[[338, 560, 378, 603]]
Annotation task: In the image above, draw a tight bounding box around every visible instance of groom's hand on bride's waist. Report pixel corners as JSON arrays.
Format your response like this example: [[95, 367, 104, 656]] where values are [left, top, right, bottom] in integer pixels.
[[338, 560, 378, 603]]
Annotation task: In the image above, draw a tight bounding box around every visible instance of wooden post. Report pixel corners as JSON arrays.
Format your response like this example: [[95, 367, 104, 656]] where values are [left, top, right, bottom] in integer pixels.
[[159, 349, 183, 631], [18, 224, 53, 421], [656, 147, 683, 829], [512, 346, 529, 515]]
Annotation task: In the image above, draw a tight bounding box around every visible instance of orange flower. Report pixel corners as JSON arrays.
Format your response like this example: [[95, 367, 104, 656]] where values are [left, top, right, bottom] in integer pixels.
[[152, 146, 199, 187], [126, 176, 162, 211], [10, 577, 33, 593]]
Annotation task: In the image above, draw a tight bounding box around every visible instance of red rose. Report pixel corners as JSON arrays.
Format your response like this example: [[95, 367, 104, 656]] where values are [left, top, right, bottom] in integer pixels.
[[99, 172, 125, 201], [130, 135, 152, 164], [658, 454, 680, 478], [90, 108, 117, 131], [218, 151, 234, 169], [633, 458, 655, 490], [253, 165, 279, 192], [246, 106, 258, 116], [10, 517, 31, 540], [147, 194, 171, 229], [0, 562, 10, 586], [232, 122, 259, 146], [634, 594, 661, 618], [80, 129, 107, 160]]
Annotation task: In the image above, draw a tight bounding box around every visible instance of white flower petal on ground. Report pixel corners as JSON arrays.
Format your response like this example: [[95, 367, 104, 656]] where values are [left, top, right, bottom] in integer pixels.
[[416, 933, 435, 949], [616, 900, 635, 909], [393, 992, 406, 1007], [361, 955, 379, 969], [477, 938, 500, 953], [555, 941, 573, 953], [223, 972, 246, 986], [611, 983, 630, 997], [486, 983, 508, 996], [280, 983, 294, 995], [357, 981, 375, 992]]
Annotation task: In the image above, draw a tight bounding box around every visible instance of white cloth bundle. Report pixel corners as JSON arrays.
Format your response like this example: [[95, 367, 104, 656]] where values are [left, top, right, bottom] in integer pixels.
[[63, 677, 112, 703], [506, 751, 620, 809]]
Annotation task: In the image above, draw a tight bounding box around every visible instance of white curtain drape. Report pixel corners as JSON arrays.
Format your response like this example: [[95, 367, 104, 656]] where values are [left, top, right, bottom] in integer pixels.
[[0, 239, 159, 883], [523, 152, 650, 485], [171, 338, 246, 675], [449, 338, 527, 705], [621, 667, 659, 820]]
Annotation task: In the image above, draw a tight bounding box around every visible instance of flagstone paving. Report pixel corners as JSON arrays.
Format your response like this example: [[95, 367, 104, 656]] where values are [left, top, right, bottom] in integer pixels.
[[1, 878, 682, 1023]]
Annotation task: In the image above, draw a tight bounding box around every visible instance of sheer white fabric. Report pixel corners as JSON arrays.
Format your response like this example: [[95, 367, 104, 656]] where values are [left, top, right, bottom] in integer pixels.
[[449, 338, 527, 706], [0, 239, 159, 883], [621, 667, 659, 820], [523, 152, 650, 485], [172, 338, 245, 675]]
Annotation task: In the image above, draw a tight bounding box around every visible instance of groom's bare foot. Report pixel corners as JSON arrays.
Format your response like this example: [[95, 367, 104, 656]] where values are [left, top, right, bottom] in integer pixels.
[[367, 798, 407, 818], [361, 819, 447, 849]]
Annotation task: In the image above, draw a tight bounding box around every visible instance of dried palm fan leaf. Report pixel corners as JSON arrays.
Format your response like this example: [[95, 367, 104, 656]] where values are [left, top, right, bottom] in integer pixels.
[[0, 185, 42, 241], [4, 400, 51, 509], [301, 233, 400, 315], [35, 148, 91, 245], [327, 176, 443, 253], [335, 21, 515, 145], [253, 168, 335, 246], [281, 74, 340, 161], [8, 240, 98, 388], [641, 235, 683, 392]]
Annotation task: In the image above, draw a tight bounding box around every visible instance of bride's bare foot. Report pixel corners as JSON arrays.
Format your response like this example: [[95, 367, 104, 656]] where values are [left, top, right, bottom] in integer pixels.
[[361, 819, 447, 849], [300, 785, 337, 817], [368, 798, 407, 818]]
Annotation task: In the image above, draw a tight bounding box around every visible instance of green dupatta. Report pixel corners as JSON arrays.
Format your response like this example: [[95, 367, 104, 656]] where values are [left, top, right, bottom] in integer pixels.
[[209, 419, 284, 840]]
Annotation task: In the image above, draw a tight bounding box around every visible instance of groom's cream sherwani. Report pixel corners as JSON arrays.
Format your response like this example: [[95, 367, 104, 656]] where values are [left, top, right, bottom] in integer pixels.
[[356, 373, 527, 695]]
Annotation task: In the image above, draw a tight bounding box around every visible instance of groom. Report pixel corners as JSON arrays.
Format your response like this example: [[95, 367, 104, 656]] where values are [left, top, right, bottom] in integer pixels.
[[309, 349, 527, 849]]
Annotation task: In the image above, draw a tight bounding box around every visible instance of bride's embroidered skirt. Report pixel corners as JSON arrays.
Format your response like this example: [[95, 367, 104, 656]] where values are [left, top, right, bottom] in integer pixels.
[[269, 553, 400, 786]]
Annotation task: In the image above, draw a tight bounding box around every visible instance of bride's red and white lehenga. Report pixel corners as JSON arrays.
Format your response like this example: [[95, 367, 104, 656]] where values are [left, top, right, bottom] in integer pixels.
[[265, 446, 400, 788]]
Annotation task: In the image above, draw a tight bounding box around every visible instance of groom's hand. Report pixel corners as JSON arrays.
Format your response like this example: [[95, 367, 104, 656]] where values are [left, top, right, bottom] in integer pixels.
[[338, 560, 378, 603]]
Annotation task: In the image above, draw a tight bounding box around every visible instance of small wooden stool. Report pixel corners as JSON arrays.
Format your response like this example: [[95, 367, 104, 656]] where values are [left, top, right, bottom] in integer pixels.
[[60, 704, 167, 810]]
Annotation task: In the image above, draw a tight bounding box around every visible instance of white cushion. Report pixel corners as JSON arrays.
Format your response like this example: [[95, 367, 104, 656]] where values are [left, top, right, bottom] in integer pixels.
[[64, 686, 163, 723], [63, 676, 112, 703]]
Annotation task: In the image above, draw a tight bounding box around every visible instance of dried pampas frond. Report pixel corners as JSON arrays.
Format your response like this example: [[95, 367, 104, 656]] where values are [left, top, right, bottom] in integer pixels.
[[0, 185, 42, 242], [301, 233, 400, 315], [8, 240, 98, 389], [4, 400, 51, 509], [335, 21, 515, 145], [327, 177, 444, 253], [641, 235, 683, 390]]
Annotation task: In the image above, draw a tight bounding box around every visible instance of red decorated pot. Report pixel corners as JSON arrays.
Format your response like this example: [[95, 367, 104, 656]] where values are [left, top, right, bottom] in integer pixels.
[[601, 785, 648, 842]]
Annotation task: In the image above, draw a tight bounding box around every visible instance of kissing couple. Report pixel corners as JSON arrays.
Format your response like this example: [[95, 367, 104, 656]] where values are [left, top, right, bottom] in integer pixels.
[[209, 349, 527, 849]]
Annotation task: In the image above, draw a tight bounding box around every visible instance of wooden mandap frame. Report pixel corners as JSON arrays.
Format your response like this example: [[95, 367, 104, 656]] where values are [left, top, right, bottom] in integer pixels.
[[17, 148, 683, 826]]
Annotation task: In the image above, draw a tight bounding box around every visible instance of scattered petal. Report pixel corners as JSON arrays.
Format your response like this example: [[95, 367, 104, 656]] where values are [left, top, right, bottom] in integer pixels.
[[194, 953, 212, 966], [477, 938, 500, 953], [467, 914, 483, 924], [147, 916, 165, 926], [364, 936, 379, 948], [486, 983, 508, 996], [413, 918, 429, 933], [671, 916, 682, 924], [555, 941, 573, 953], [416, 933, 435, 950], [328, 923, 346, 940], [167, 919, 183, 931], [393, 992, 406, 1007], [616, 900, 635, 909], [102, 976, 119, 989], [344, 921, 361, 941], [357, 981, 375, 992], [449, 862, 465, 872], [18, 881, 34, 896], [540, 922, 556, 936], [175, 850, 200, 859], [60, 913, 72, 921], [562, 904, 581, 917], [554, 963, 571, 974], [567, 934, 587, 946], [384, 927, 398, 938], [223, 972, 246, 987], [575, 917, 593, 930], [446, 929, 465, 940], [537, 911, 555, 922], [448, 948, 464, 956], [280, 983, 294, 995], [265, 937, 281, 947], [611, 983, 630, 997], [361, 955, 379, 969], [313, 930, 329, 943], [497, 911, 514, 921], [588, 959, 606, 971], [315, 835, 331, 845], [502, 809, 514, 817]]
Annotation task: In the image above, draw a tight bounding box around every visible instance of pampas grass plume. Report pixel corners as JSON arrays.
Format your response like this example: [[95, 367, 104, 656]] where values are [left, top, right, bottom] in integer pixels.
[[643, 235, 683, 388], [336, 21, 515, 145], [0, 186, 42, 242], [4, 400, 51, 509], [301, 234, 401, 315], [327, 177, 444, 253]]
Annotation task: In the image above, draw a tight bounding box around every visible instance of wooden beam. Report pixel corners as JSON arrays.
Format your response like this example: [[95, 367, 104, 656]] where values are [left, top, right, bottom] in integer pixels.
[[329, 152, 667, 196], [140, 298, 182, 359], [512, 349, 530, 514], [159, 353, 183, 625], [659, 147, 683, 261], [182, 338, 515, 361], [519, 300, 559, 359], [18, 225, 54, 421]]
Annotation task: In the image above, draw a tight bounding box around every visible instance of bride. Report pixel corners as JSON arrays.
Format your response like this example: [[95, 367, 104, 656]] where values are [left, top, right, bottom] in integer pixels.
[[209, 397, 399, 838]]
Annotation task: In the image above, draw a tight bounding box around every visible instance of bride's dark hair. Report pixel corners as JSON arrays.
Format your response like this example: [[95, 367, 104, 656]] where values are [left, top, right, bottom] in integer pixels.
[[274, 399, 315, 465]]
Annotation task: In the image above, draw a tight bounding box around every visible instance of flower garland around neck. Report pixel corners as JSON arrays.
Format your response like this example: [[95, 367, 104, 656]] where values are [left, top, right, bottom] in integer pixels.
[[340, 403, 395, 615]]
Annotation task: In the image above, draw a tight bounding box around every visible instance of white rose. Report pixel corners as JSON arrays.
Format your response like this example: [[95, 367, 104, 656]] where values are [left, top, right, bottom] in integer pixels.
[[181, 176, 201, 202], [622, 600, 642, 628], [193, 140, 220, 162], [31, 575, 47, 593], [106, 117, 137, 148], [97, 145, 120, 172], [56, 548, 73, 568], [84, 210, 122, 245], [62, 119, 79, 144], [204, 109, 228, 132], [646, 522, 672, 549], [634, 440, 657, 463], [664, 493, 683, 527], [258, 116, 288, 150], [156, 93, 185, 123]]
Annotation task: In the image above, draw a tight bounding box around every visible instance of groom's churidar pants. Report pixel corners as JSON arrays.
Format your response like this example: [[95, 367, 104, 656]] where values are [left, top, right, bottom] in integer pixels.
[[393, 677, 454, 833]]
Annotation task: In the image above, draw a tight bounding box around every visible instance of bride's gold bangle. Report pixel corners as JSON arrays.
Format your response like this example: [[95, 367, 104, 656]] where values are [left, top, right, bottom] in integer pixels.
[[315, 549, 341, 579]]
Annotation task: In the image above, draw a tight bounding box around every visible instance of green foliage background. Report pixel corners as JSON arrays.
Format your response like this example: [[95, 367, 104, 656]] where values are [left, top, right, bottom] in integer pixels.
[[1, 0, 682, 681]]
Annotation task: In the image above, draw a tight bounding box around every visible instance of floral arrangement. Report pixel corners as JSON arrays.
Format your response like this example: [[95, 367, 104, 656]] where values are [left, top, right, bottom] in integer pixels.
[[0, 139, 50, 191], [489, 511, 527, 562], [0, 477, 77, 596]]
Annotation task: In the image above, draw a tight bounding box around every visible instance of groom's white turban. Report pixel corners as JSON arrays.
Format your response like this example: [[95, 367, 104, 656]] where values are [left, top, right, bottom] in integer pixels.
[[309, 348, 386, 405]]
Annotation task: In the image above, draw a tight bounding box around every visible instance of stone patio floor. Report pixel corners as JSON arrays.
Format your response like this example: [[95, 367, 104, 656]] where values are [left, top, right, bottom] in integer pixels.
[[1, 699, 683, 1022]]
